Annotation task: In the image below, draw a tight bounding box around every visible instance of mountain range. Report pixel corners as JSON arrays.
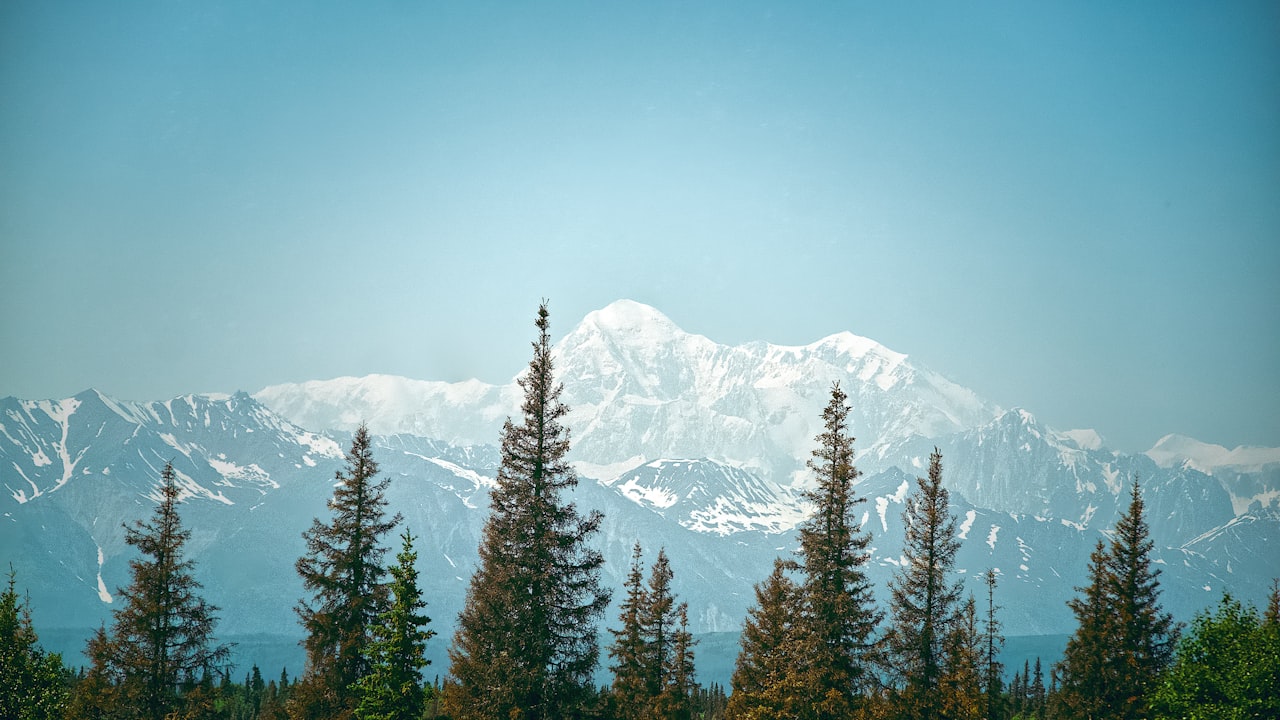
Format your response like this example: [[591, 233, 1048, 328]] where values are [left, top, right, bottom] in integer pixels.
[[3, 299, 1277, 680]]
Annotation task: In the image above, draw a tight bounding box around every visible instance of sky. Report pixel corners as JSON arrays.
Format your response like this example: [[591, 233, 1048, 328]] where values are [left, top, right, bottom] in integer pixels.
[[1, 1, 1277, 454]]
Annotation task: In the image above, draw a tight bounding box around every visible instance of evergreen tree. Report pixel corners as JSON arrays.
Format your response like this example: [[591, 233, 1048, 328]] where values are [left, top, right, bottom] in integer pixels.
[[727, 559, 803, 720], [792, 383, 881, 719], [608, 544, 651, 720], [68, 625, 117, 720], [1053, 480, 1176, 720], [1151, 592, 1280, 719], [445, 302, 610, 720], [102, 461, 230, 719], [1053, 540, 1114, 720], [982, 569, 1005, 720], [293, 424, 401, 720], [1028, 658, 1045, 718], [883, 448, 963, 718], [607, 546, 699, 720], [354, 528, 435, 720], [0, 568, 69, 719], [1105, 480, 1177, 719], [940, 595, 983, 720]]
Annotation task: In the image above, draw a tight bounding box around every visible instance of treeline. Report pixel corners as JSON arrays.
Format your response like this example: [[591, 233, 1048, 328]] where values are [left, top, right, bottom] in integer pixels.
[[3, 302, 1278, 719]]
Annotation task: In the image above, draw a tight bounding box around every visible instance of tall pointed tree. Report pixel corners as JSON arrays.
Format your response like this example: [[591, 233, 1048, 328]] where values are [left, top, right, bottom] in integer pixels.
[[884, 448, 963, 719], [0, 568, 68, 720], [1054, 480, 1175, 720], [354, 528, 435, 720], [293, 424, 401, 720], [608, 544, 650, 720], [1053, 539, 1115, 720], [103, 461, 229, 720], [727, 559, 804, 720], [982, 569, 1005, 720], [940, 594, 984, 720], [445, 302, 610, 720], [793, 382, 881, 719], [1105, 480, 1177, 719]]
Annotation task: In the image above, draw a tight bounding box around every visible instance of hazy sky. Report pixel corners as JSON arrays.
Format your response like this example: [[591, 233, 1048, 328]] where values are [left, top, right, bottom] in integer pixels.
[[2, 2, 1277, 453]]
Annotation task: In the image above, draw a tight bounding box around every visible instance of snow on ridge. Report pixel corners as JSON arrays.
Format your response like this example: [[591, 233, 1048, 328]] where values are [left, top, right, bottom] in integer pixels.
[[1146, 433, 1280, 473]]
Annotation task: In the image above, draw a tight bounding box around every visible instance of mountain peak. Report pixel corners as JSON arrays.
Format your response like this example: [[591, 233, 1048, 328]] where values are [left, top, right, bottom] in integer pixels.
[[582, 299, 682, 338]]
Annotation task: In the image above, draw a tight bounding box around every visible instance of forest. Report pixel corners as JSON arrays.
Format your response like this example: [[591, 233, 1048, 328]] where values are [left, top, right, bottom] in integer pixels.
[[3, 304, 1277, 720]]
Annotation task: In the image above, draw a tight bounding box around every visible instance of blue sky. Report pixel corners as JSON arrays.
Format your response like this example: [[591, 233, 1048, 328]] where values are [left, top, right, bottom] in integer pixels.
[[2, 1, 1277, 453]]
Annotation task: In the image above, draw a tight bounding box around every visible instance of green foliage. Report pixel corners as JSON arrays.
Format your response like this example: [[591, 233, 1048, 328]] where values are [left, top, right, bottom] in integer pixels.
[[0, 568, 69, 719], [354, 529, 436, 720], [883, 448, 963, 718], [1151, 592, 1280, 720], [86, 461, 230, 719], [294, 424, 401, 720], [445, 302, 610, 720], [792, 383, 881, 719], [1052, 481, 1176, 720], [727, 558, 804, 720]]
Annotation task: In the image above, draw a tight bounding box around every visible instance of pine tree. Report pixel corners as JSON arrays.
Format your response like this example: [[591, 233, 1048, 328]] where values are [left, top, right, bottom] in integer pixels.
[[608, 544, 651, 720], [982, 569, 1005, 720], [792, 383, 881, 719], [70, 626, 116, 719], [445, 302, 610, 720], [1105, 480, 1177, 719], [657, 603, 697, 720], [1053, 480, 1175, 720], [0, 568, 69, 719], [726, 558, 803, 720], [940, 594, 983, 720], [883, 448, 963, 718], [293, 425, 401, 720], [354, 528, 435, 720], [1028, 658, 1044, 718], [101, 461, 229, 720], [1053, 539, 1114, 719]]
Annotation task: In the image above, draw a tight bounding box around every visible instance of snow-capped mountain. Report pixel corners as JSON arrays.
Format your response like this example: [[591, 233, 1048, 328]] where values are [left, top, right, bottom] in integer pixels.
[[2, 299, 1277, 679]]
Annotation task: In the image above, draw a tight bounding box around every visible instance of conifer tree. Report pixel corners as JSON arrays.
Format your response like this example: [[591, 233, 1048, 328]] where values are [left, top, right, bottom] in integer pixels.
[[445, 302, 610, 720], [727, 559, 803, 719], [982, 569, 1005, 720], [883, 448, 963, 719], [293, 425, 401, 720], [608, 544, 651, 720], [1053, 540, 1115, 720], [940, 594, 983, 720], [69, 625, 118, 720], [102, 461, 229, 720], [1053, 480, 1175, 720], [354, 528, 435, 720], [1104, 480, 1176, 719], [0, 568, 68, 719], [793, 383, 881, 719]]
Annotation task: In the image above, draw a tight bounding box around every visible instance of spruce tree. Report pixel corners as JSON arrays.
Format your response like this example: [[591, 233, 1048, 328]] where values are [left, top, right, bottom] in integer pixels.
[[354, 529, 435, 720], [293, 424, 401, 720], [608, 544, 651, 720], [445, 302, 610, 720], [103, 461, 229, 720], [982, 569, 1005, 720], [940, 594, 983, 720], [1104, 480, 1177, 719], [883, 448, 963, 719], [1053, 540, 1115, 720], [0, 568, 68, 719], [726, 558, 803, 719], [793, 383, 881, 719], [1053, 480, 1175, 720], [69, 625, 118, 720]]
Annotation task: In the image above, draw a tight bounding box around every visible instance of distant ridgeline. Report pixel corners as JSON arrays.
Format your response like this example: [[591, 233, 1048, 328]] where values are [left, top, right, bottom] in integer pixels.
[[3, 301, 1277, 717]]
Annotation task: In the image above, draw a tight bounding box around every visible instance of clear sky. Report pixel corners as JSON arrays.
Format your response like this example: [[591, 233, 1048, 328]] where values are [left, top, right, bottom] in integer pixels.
[[2, 1, 1277, 453]]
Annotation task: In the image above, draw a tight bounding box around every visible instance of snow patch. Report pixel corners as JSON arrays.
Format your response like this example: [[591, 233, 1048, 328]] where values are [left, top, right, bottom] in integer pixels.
[[987, 525, 1000, 550], [958, 509, 976, 540], [95, 545, 112, 603]]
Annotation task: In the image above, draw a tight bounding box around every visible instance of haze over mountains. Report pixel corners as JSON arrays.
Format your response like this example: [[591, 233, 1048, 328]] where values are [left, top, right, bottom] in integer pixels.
[[3, 299, 1277, 677]]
